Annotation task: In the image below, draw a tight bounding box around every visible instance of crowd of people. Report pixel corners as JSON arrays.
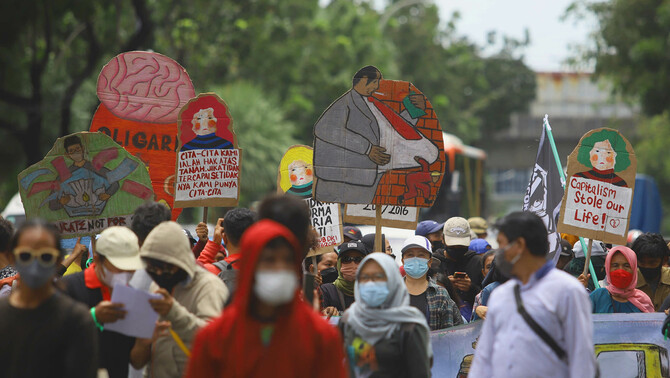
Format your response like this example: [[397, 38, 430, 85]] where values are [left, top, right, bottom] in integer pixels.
[[1, 194, 670, 377]]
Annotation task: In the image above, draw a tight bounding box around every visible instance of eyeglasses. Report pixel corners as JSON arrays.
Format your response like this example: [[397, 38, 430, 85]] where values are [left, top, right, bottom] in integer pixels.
[[13, 248, 60, 267], [341, 255, 364, 264]]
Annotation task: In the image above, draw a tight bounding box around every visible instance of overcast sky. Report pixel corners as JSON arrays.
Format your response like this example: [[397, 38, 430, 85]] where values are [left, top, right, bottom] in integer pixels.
[[434, 0, 596, 72]]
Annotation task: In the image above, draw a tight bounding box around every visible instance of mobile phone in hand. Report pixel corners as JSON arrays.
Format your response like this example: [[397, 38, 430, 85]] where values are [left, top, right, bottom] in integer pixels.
[[454, 272, 467, 279]]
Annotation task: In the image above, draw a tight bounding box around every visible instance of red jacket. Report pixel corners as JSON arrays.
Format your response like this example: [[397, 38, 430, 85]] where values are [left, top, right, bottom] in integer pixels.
[[186, 220, 347, 378]]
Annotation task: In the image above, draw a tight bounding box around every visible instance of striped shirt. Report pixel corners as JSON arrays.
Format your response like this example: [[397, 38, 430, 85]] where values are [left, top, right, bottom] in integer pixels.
[[574, 168, 627, 187], [181, 133, 233, 151]]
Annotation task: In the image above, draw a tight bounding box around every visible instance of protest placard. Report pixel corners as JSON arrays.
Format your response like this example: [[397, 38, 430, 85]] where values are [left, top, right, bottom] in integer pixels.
[[91, 51, 195, 220], [174, 93, 240, 208], [557, 128, 636, 245], [343, 204, 419, 230], [313, 65, 446, 207], [277, 145, 342, 250], [18, 132, 154, 238]]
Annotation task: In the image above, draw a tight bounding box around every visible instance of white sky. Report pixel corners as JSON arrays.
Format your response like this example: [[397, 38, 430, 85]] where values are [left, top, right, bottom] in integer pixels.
[[434, 0, 596, 71]]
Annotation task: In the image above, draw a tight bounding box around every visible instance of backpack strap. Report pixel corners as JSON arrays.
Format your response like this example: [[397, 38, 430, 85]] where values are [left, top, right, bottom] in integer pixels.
[[212, 260, 229, 272], [514, 284, 567, 361]]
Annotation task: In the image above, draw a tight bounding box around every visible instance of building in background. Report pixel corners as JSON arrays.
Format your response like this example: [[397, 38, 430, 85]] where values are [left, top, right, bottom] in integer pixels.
[[483, 72, 639, 216]]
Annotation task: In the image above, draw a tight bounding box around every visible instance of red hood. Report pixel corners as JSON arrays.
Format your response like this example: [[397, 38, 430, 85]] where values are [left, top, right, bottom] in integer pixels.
[[233, 219, 303, 312]]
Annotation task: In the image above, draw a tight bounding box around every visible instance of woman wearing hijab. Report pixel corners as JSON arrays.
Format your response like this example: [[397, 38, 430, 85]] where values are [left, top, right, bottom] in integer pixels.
[[339, 253, 432, 378], [186, 220, 346, 378], [590, 246, 654, 313], [321, 241, 369, 317]]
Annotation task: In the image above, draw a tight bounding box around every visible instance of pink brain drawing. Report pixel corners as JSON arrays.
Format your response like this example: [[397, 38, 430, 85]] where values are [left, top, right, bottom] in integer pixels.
[[97, 51, 196, 123]]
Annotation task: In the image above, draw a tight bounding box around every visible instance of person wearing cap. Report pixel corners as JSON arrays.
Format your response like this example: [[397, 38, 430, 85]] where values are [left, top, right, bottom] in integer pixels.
[[60, 226, 144, 378], [130, 221, 228, 377], [468, 217, 488, 239], [361, 233, 394, 256], [469, 212, 596, 378], [321, 241, 369, 317], [556, 239, 574, 271], [402, 235, 462, 330], [439, 217, 483, 314], [415, 220, 445, 252], [343, 226, 363, 242]]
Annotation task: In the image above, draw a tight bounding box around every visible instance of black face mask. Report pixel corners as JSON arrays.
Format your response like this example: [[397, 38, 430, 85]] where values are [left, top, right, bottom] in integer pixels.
[[431, 240, 447, 252], [446, 246, 468, 260], [320, 267, 338, 284], [148, 269, 188, 293], [639, 265, 662, 282]]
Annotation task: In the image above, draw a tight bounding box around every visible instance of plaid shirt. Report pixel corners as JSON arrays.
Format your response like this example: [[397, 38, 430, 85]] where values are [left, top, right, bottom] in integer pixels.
[[426, 280, 463, 330]]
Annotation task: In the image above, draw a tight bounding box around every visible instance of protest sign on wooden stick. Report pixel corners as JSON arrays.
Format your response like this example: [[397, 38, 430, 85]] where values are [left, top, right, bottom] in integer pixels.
[[557, 128, 636, 245]]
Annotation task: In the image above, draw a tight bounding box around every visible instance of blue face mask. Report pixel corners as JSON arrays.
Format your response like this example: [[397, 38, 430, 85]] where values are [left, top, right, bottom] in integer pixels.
[[359, 281, 390, 308], [404, 257, 429, 279], [15, 260, 56, 289]]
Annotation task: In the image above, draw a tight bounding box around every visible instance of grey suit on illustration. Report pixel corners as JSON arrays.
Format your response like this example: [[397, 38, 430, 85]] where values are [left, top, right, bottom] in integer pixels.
[[314, 90, 419, 204]]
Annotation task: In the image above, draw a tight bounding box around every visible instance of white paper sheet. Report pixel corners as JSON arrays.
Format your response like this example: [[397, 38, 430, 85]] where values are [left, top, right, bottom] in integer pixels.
[[105, 284, 161, 339]]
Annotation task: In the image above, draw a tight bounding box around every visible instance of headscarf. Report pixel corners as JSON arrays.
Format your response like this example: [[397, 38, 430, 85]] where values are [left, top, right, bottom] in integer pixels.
[[605, 246, 654, 313], [345, 254, 432, 356], [333, 258, 356, 296], [186, 220, 346, 377]]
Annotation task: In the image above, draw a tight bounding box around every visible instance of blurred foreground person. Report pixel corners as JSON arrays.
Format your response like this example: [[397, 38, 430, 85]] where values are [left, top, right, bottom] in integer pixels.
[[340, 253, 432, 378], [0, 217, 16, 297], [590, 246, 654, 313], [0, 219, 98, 378], [470, 212, 596, 378], [186, 220, 346, 377]]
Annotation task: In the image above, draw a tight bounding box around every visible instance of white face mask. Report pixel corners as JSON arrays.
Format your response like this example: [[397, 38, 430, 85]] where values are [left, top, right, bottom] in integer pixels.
[[253, 270, 298, 306], [101, 264, 133, 288]]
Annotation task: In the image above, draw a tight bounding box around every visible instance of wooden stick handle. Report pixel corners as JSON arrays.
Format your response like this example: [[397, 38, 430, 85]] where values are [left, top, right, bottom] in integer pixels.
[[202, 207, 209, 224], [374, 205, 382, 252]]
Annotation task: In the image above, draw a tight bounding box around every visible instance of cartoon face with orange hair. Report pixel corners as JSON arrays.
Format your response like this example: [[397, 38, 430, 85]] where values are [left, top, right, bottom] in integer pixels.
[[192, 107, 217, 136]]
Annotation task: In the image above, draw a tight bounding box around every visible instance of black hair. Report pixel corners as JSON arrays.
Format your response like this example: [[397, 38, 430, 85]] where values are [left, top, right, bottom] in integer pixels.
[[303, 254, 323, 272], [481, 250, 496, 271], [631, 233, 669, 260], [224, 208, 257, 246], [258, 194, 311, 255], [64, 135, 82, 150], [10, 218, 63, 257], [481, 253, 509, 287], [434, 272, 463, 305], [131, 202, 172, 243], [361, 233, 386, 253], [0, 218, 14, 253], [352, 65, 381, 87], [494, 211, 548, 257]]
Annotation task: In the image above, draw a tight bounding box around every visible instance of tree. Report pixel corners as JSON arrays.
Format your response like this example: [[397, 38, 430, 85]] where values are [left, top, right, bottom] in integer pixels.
[[566, 0, 670, 115]]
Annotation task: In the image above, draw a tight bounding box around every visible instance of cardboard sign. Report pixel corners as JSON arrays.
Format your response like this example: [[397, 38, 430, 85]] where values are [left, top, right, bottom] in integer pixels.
[[557, 128, 636, 245], [313, 65, 446, 206], [277, 145, 343, 250], [174, 93, 240, 208], [18, 132, 154, 237], [343, 204, 419, 230], [91, 51, 195, 220]]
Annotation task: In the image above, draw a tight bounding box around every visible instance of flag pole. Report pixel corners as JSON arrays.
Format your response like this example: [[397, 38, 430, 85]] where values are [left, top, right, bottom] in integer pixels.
[[543, 115, 600, 289]]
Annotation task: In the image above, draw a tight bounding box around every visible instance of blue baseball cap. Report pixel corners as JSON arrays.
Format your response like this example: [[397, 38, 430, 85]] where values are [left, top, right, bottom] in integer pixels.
[[415, 220, 443, 236]]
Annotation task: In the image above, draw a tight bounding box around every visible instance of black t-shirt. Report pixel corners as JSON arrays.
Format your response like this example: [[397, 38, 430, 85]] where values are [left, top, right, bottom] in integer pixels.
[[60, 272, 136, 378], [321, 283, 355, 312], [0, 292, 98, 378], [409, 291, 429, 322]]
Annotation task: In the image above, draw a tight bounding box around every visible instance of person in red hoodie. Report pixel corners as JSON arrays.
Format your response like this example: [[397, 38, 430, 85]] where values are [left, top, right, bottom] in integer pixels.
[[186, 219, 347, 378]]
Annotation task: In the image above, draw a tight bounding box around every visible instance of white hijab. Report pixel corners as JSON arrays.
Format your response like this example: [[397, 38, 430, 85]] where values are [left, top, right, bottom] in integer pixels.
[[345, 253, 432, 355]]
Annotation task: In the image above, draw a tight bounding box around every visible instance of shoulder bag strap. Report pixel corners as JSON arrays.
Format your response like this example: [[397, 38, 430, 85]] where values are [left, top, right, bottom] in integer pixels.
[[514, 284, 567, 361], [336, 287, 347, 312]]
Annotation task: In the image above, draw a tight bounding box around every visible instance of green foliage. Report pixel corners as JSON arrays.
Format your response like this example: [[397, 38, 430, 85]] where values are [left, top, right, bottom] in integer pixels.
[[214, 82, 298, 206], [0, 0, 536, 210], [567, 0, 670, 115]]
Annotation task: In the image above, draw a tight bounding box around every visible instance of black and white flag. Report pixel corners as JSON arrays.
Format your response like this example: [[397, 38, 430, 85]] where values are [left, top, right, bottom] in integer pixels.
[[522, 120, 565, 264]]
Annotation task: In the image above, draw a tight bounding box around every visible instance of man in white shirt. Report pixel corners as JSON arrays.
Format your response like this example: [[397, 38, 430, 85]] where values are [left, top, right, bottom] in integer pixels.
[[470, 211, 596, 378]]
